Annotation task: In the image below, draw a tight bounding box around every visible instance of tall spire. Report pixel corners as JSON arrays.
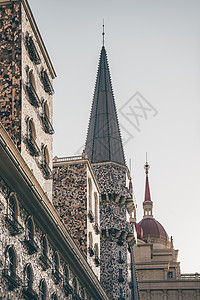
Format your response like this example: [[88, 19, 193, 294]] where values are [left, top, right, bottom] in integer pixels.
[[143, 157, 153, 218], [85, 45, 125, 165]]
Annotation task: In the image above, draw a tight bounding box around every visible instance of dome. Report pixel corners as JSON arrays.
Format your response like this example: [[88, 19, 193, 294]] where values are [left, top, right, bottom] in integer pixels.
[[138, 218, 168, 241]]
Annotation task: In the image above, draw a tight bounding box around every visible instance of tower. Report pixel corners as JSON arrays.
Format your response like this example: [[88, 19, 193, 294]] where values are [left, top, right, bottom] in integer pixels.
[[0, 0, 56, 200], [85, 44, 139, 299]]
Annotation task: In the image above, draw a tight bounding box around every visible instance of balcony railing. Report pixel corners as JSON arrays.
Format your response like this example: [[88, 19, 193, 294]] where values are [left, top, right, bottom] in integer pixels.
[[63, 281, 73, 296], [25, 35, 41, 65], [2, 269, 22, 290], [5, 213, 24, 236], [25, 134, 40, 157], [52, 268, 62, 284], [39, 253, 51, 271], [25, 82, 40, 107], [88, 210, 94, 223], [23, 285, 39, 299], [24, 236, 39, 255], [39, 160, 53, 180], [94, 255, 100, 267], [93, 222, 101, 235], [40, 70, 54, 95], [40, 112, 54, 135]]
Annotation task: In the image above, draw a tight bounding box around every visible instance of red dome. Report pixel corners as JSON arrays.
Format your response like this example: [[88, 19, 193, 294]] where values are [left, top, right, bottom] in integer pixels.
[[138, 218, 168, 241]]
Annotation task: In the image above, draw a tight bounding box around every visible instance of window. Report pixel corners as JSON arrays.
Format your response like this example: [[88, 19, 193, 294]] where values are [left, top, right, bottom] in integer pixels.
[[40, 68, 54, 95], [118, 251, 124, 264], [24, 264, 33, 289], [63, 265, 73, 296], [26, 216, 34, 241], [25, 118, 40, 156], [25, 33, 41, 64], [119, 269, 124, 282], [25, 69, 40, 107], [5, 246, 16, 276], [39, 279, 47, 300], [40, 145, 52, 180], [40, 100, 54, 134], [24, 216, 38, 254], [168, 271, 173, 278], [88, 232, 94, 256], [52, 251, 61, 284], [39, 235, 51, 270], [6, 193, 23, 235], [94, 243, 100, 267], [3, 246, 21, 290]]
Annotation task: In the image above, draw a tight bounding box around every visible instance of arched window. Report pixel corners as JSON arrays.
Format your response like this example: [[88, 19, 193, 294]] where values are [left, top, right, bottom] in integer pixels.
[[40, 145, 52, 179], [5, 246, 16, 276], [39, 235, 50, 270], [26, 118, 39, 156], [6, 193, 23, 235], [26, 216, 34, 241], [24, 263, 33, 288], [29, 70, 36, 90], [39, 279, 47, 300], [54, 251, 60, 272], [41, 235, 48, 257], [24, 216, 38, 254], [40, 100, 54, 134], [52, 251, 61, 284], [25, 69, 40, 107]]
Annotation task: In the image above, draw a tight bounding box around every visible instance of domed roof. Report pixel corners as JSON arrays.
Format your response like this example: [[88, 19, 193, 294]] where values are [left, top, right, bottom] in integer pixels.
[[138, 218, 168, 241]]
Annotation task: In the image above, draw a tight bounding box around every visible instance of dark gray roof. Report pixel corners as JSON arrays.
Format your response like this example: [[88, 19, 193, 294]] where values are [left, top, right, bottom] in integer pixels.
[[85, 46, 125, 165]]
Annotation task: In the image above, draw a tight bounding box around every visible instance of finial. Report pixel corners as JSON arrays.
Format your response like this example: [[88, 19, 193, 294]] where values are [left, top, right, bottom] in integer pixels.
[[102, 19, 105, 46], [144, 152, 150, 175]]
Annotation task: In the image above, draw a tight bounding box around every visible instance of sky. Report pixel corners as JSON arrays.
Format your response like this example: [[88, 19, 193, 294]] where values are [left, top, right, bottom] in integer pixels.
[[29, 0, 200, 273]]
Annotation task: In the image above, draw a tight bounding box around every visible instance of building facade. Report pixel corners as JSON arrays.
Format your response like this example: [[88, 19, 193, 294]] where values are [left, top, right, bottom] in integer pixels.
[[134, 161, 200, 300]]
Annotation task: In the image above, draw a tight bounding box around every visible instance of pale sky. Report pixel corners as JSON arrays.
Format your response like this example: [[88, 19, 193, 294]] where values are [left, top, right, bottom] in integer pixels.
[[29, 0, 200, 273]]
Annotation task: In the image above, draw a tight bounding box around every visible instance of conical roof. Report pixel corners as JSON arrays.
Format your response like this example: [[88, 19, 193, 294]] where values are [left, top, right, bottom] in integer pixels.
[[85, 46, 125, 165]]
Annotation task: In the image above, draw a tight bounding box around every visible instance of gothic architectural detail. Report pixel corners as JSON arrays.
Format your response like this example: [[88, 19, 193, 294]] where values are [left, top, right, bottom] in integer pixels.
[[85, 45, 140, 300], [134, 161, 200, 299]]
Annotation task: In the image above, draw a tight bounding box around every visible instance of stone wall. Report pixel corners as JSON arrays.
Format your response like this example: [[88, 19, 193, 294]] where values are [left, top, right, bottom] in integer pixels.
[[92, 163, 133, 300], [53, 163, 88, 255], [0, 2, 22, 150], [0, 174, 91, 300]]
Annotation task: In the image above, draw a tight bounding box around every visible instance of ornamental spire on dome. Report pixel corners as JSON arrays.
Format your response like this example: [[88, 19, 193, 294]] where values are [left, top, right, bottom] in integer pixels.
[[143, 155, 153, 218], [144, 155, 151, 202], [85, 38, 125, 165]]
